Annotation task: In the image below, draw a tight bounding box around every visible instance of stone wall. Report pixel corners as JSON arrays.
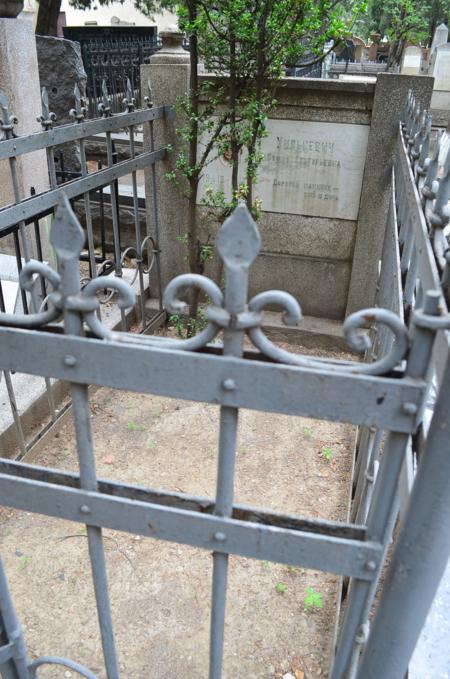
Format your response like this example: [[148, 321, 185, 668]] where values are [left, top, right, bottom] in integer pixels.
[[195, 78, 375, 319], [143, 41, 433, 319]]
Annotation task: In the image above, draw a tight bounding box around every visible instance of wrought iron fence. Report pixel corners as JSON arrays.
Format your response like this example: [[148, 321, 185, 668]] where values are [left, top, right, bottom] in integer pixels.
[[0, 85, 449, 679], [80, 37, 161, 117], [0, 78, 166, 458], [345, 90, 450, 677]]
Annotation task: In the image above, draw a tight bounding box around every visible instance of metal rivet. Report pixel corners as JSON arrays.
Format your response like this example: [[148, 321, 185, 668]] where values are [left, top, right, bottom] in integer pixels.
[[63, 354, 77, 367], [79, 504, 91, 514], [213, 531, 226, 542], [365, 560, 377, 572], [402, 402, 418, 415], [222, 379, 236, 391]]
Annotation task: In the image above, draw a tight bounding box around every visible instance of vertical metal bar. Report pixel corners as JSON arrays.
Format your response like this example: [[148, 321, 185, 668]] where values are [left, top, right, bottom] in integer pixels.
[[209, 205, 260, 679], [104, 143, 123, 261], [357, 350, 450, 679], [0, 282, 27, 457], [79, 139, 98, 283], [9, 164, 57, 421], [332, 430, 410, 679], [105, 133, 126, 330], [355, 429, 384, 525], [404, 246, 418, 318], [30, 193, 48, 301], [0, 559, 30, 678], [12, 230, 28, 315], [129, 124, 146, 327], [350, 428, 374, 522], [149, 118, 163, 311], [332, 291, 441, 679], [51, 198, 120, 679]]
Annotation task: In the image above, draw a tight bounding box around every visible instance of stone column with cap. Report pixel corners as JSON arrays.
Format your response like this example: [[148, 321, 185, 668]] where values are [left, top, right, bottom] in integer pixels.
[[141, 27, 190, 297], [0, 15, 51, 261]]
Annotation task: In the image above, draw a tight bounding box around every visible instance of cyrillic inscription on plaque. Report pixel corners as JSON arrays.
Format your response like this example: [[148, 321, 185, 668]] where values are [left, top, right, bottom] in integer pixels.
[[198, 119, 369, 220]]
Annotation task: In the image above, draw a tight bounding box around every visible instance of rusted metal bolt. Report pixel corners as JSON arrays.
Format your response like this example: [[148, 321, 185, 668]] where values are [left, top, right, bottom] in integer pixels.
[[63, 354, 77, 367], [79, 505, 91, 514], [222, 379, 236, 391], [213, 531, 226, 542], [402, 402, 418, 415], [365, 560, 377, 572]]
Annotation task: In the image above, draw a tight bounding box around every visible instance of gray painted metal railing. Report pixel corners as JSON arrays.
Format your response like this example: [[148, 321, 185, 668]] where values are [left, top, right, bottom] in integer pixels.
[[0, 79, 166, 457], [345, 90, 450, 678], [0, 88, 449, 678], [0, 153, 448, 679]]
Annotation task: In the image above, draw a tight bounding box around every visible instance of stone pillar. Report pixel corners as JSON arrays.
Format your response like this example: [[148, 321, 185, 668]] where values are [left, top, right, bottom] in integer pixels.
[[0, 17, 52, 266], [141, 28, 190, 294], [0, 17, 49, 208], [36, 35, 87, 172], [346, 73, 434, 315]]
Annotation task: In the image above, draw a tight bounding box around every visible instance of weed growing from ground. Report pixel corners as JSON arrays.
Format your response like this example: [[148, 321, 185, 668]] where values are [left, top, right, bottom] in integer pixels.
[[304, 586, 323, 612], [275, 582, 288, 594], [321, 446, 334, 462]]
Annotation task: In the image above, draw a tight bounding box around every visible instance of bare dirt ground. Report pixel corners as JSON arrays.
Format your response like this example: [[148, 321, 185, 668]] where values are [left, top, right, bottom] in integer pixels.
[[0, 343, 355, 679]]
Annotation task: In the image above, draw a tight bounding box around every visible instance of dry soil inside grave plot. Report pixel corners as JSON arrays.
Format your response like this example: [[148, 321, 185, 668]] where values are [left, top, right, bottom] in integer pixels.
[[0, 343, 355, 679]]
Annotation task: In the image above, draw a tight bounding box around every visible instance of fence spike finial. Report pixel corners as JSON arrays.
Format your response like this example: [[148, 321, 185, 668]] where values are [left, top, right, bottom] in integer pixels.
[[123, 78, 136, 113], [144, 78, 153, 108], [422, 129, 443, 202], [430, 146, 450, 231], [0, 90, 18, 140], [217, 201, 261, 271], [412, 109, 427, 161], [37, 86, 57, 130], [417, 114, 432, 178], [98, 78, 111, 118], [69, 83, 86, 123], [50, 193, 86, 263]]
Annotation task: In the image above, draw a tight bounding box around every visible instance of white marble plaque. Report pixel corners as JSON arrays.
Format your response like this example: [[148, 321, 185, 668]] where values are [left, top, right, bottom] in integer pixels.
[[401, 46, 422, 75], [433, 45, 450, 91], [198, 119, 369, 220]]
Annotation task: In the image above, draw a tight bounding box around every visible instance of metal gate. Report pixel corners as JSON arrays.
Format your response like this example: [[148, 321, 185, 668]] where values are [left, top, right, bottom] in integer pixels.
[[0, 91, 449, 679]]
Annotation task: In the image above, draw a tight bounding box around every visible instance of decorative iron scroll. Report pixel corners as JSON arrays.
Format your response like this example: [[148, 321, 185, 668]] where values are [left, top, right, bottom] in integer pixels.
[[0, 191, 420, 376]]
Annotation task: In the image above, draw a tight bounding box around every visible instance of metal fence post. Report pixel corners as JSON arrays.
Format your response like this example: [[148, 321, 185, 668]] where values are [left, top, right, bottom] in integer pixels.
[[357, 350, 450, 679]]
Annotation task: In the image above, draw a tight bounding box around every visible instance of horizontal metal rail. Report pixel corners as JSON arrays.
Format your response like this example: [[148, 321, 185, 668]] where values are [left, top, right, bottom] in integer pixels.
[[0, 105, 167, 160], [0, 327, 426, 432], [0, 460, 382, 580], [0, 148, 165, 232]]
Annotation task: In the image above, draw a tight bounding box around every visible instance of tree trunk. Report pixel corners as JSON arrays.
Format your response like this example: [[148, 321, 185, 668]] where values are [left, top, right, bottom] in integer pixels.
[[228, 34, 240, 198], [186, 0, 201, 325], [36, 0, 62, 36]]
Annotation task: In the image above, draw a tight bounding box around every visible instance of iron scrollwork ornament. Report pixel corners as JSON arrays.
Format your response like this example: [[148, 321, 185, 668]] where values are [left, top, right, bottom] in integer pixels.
[[0, 193, 427, 376]]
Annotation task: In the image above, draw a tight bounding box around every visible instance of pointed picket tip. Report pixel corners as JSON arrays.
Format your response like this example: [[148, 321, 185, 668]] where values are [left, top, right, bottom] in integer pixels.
[[50, 194, 85, 261], [74, 83, 81, 105], [102, 78, 109, 103], [41, 86, 50, 117], [126, 78, 133, 100], [442, 146, 450, 178], [0, 90, 9, 110], [217, 201, 261, 269]]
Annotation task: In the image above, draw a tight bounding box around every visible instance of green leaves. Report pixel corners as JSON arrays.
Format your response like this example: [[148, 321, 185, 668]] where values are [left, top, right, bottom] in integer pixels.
[[304, 586, 323, 611], [275, 581, 288, 594]]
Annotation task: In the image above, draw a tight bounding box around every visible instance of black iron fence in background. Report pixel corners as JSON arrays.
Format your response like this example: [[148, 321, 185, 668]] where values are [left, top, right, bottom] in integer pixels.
[[63, 26, 161, 116]]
